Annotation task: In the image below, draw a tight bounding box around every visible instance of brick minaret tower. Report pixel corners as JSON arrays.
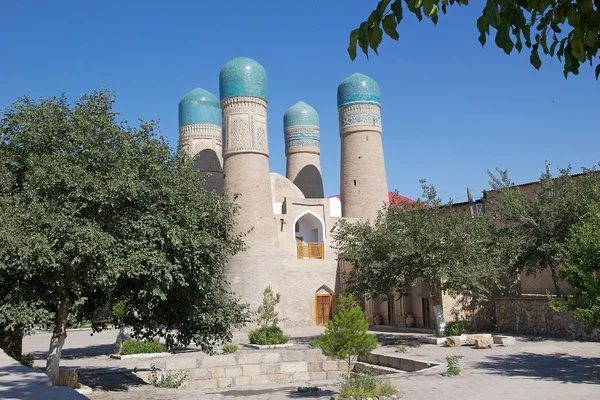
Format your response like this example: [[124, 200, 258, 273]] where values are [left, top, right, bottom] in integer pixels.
[[178, 88, 224, 193], [283, 101, 324, 198]]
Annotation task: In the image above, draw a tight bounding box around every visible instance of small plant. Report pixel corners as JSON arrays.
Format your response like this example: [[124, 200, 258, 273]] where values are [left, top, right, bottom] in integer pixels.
[[248, 286, 290, 345], [338, 374, 398, 398], [444, 355, 461, 376], [444, 321, 465, 337], [308, 339, 321, 348], [120, 339, 163, 355], [395, 345, 408, 353], [317, 294, 378, 383], [148, 365, 188, 389], [18, 353, 35, 368], [222, 344, 238, 354], [248, 326, 289, 345], [297, 386, 321, 392]]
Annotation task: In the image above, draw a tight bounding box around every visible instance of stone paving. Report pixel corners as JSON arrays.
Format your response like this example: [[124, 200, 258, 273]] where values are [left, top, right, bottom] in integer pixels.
[[21, 328, 600, 400]]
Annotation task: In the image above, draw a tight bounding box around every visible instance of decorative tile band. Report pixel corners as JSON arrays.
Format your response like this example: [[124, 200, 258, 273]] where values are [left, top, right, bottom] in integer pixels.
[[338, 103, 382, 134], [222, 96, 269, 156], [179, 124, 222, 141]]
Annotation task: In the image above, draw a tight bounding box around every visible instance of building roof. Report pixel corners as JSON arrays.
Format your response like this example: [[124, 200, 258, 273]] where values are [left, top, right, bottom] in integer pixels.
[[178, 88, 221, 127], [283, 101, 319, 129], [337, 73, 380, 107], [219, 57, 268, 101], [330, 192, 416, 207]]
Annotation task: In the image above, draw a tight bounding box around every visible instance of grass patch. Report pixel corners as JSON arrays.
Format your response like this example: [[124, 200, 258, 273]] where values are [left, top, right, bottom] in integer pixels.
[[222, 344, 238, 354], [338, 374, 398, 398], [248, 326, 289, 345], [308, 339, 321, 348], [149, 365, 187, 389], [120, 339, 163, 355]]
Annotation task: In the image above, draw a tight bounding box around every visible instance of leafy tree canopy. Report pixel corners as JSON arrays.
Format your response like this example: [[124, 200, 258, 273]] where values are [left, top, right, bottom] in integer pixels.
[[486, 164, 600, 294], [551, 199, 600, 328], [332, 181, 505, 307], [350, 0, 600, 78], [0, 89, 250, 383]]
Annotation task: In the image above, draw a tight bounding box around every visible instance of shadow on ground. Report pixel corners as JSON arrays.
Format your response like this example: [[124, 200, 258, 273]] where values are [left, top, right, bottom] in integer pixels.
[[474, 352, 600, 385], [78, 367, 147, 392], [286, 389, 337, 398], [31, 344, 116, 360], [0, 364, 86, 399], [373, 334, 423, 348]]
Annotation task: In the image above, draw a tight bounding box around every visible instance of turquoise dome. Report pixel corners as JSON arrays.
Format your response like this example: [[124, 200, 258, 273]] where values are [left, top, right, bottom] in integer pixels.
[[337, 73, 380, 107], [178, 88, 221, 127], [283, 101, 319, 129], [219, 57, 268, 101]]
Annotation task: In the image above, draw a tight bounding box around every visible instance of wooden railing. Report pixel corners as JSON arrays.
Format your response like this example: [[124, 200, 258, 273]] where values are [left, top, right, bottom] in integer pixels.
[[296, 242, 324, 259]]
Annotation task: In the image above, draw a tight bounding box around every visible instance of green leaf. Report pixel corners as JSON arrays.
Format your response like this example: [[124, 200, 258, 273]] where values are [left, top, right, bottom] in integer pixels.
[[495, 24, 514, 55], [477, 16, 489, 46], [358, 22, 370, 58], [391, 0, 404, 23], [369, 24, 384, 54], [530, 47, 542, 70], [596, 64, 600, 80], [483, 0, 501, 26], [523, 25, 531, 47], [382, 14, 400, 40], [348, 29, 359, 60]]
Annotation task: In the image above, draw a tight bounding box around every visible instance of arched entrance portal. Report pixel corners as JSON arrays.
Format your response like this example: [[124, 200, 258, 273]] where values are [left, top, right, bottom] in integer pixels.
[[294, 211, 325, 259], [315, 286, 333, 326]]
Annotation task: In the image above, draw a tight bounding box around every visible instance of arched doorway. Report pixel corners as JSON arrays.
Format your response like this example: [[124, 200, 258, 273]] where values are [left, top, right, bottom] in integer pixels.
[[315, 286, 333, 326], [294, 211, 325, 259]]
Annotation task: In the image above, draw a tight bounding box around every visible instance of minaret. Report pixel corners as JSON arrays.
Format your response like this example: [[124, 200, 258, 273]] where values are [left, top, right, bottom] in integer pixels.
[[337, 73, 389, 220], [178, 88, 224, 193], [219, 57, 278, 309], [283, 102, 324, 198]]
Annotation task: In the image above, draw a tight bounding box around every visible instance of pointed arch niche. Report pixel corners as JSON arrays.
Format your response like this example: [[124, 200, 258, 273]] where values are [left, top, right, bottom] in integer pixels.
[[293, 210, 325, 259]]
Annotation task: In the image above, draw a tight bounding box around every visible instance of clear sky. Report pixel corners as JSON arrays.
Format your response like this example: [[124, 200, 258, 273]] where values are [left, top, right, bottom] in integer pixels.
[[1, 1, 597, 202]]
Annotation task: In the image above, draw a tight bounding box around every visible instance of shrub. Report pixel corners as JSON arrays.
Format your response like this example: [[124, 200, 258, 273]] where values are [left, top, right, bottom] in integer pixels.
[[444, 321, 465, 337], [308, 339, 321, 348], [222, 344, 238, 353], [18, 353, 35, 368], [148, 365, 187, 389], [248, 326, 289, 345], [317, 294, 378, 382], [256, 286, 281, 328], [120, 339, 163, 355], [338, 374, 398, 398], [444, 355, 461, 376]]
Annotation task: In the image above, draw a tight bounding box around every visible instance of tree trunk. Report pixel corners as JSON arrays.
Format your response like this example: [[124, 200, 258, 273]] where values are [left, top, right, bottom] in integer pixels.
[[429, 280, 446, 336], [46, 294, 69, 385], [549, 265, 561, 296]]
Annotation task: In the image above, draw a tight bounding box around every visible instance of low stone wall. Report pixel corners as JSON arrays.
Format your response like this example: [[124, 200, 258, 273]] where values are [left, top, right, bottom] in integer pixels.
[[495, 296, 600, 341], [143, 349, 344, 389], [358, 353, 438, 372]]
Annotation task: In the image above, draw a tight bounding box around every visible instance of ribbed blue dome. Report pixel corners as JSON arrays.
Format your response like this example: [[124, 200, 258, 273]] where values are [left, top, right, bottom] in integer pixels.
[[283, 101, 319, 129], [219, 57, 268, 101], [178, 88, 221, 127], [337, 73, 380, 107]]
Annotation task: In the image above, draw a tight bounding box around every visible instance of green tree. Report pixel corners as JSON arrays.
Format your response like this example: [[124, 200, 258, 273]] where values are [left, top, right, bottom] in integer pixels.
[[551, 201, 600, 327], [317, 294, 378, 381], [350, 1, 600, 79], [332, 182, 504, 332], [0, 90, 250, 384], [487, 165, 600, 295], [256, 286, 281, 328]]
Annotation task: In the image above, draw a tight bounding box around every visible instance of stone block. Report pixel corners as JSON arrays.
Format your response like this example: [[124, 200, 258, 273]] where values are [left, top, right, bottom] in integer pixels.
[[309, 371, 328, 381], [225, 367, 243, 377], [242, 364, 262, 376], [165, 357, 196, 370], [217, 377, 233, 388], [280, 361, 308, 374], [307, 361, 323, 372], [58, 368, 79, 388], [202, 354, 237, 368], [188, 379, 218, 389], [400, 358, 415, 372], [233, 376, 252, 387], [307, 351, 327, 361], [388, 357, 402, 370], [367, 353, 379, 364], [281, 351, 307, 362], [291, 371, 311, 382], [327, 371, 344, 380], [446, 336, 461, 347], [323, 360, 339, 371], [500, 336, 516, 346], [189, 368, 210, 381], [238, 353, 261, 365], [466, 334, 492, 346], [475, 337, 493, 349], [209, 367, 225, 379], [261, 352, 281, 364], [251, 375, 271, 385], [269, 374, 288, 383], [260, 363, 280, 374]]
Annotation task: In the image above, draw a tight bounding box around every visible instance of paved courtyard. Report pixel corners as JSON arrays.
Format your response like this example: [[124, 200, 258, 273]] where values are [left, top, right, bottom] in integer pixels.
[[22, 328, 600, 400]]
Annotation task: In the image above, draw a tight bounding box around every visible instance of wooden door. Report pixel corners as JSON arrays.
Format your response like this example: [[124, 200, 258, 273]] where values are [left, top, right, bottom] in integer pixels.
[[315, 294, 332, 326]]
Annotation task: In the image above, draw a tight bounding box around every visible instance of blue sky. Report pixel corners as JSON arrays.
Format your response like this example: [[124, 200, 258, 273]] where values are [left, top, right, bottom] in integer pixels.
[[1, 1, 597, 202]]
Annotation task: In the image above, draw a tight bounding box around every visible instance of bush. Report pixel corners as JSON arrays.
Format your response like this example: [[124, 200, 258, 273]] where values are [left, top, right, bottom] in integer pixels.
[[444, 321, 465, 337], [338, 374, 398, 398], [120, 339, 163, 355], [148, 365, 187, 389], [248, 326, 289, 345], [18, 353, 35, 368], [444, 355, 461, 376], [308, 339, 321, 348], [222, 344, 238, 353]]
